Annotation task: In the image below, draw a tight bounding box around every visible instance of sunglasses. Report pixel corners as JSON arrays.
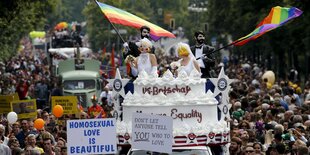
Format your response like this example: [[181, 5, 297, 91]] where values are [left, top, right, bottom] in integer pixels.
[[245, 150, 254, 153]]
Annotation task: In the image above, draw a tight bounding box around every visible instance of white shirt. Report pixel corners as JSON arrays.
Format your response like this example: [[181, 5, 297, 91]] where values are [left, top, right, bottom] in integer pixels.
[[194, 48, 205, 68], [0, 144, 11, 155], [0, 136, 9, 146], [99, 91, 113, 106]]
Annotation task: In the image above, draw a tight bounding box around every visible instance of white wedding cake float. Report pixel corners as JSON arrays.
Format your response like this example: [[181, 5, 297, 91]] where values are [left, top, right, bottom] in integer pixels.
[[117, 68, 230, 147]]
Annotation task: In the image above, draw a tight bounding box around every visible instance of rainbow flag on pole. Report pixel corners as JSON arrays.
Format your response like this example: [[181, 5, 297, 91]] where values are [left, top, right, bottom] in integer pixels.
[[233, 6, 303, 46], [95, 0, 175, 41]]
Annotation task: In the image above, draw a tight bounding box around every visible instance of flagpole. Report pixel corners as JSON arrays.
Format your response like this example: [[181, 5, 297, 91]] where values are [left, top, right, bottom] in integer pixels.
[[197, 38, 246, 60], [94, 0, 126, 44]]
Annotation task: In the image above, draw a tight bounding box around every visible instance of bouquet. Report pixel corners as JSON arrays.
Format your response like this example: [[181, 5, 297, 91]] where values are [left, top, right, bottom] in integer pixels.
[[170, 61, 180, 70]]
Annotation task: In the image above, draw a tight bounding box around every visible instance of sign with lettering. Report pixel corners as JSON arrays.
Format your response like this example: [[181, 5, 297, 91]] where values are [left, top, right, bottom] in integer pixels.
[[123, 104, 219, 129], [0, 95, 14, 114], [12, 93, 19, 101], [11, 99, 37, 119], [142, 85, 191, 96], [52, 96, 78, 114], [132, 113, 173, 154], [67, 118, 117, 155]]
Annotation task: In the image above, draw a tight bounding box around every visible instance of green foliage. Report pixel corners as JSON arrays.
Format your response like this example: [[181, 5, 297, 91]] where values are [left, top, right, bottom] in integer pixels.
[[0, 0, 58, 61], [208, 0, 310, 78], [84, 0, 190, 52], [1, 0, 309, 78], [46, 0, 87, 27]]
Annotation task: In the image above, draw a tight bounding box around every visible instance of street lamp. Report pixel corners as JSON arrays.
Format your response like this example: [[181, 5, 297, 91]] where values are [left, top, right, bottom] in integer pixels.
[[187, 3, 208, 12], [187, 2, 208, 28]]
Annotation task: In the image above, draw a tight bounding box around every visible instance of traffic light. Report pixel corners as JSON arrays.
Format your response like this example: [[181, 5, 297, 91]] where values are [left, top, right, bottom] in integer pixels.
[[204, 23, 209, 32], [170, 18, 175, 29]]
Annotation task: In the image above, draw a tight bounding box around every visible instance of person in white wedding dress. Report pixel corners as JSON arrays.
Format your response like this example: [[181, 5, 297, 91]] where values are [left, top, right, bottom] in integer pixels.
[[125, 38, 158, 76], [175, 42, 201, 76]]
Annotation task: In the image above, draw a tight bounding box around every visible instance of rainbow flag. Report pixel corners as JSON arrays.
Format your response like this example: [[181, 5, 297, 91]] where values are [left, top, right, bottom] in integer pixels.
[[95, 1, 175, 41], [95, 110, 106, 119], [233, 6, 302, 46]]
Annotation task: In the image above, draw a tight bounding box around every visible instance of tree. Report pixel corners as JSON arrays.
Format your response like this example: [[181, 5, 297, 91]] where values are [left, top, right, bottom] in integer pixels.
[[207, 0, 310, 79], [46, 0, 87, 28], [0, 0, 58, 61], [84, 0, 190, 52]]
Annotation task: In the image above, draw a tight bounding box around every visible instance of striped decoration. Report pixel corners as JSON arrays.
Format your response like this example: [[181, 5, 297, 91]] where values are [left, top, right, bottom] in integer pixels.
[[233, 6, 303, 46], [95, 1, 175, 41]]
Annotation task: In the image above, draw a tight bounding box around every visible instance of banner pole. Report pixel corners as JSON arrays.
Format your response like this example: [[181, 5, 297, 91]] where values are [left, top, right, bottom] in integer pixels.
[[197, 38, 246, 60], [94, 0, 126, 44]]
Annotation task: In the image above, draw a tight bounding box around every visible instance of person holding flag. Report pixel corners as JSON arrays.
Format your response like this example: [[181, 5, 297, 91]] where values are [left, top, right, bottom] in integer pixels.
[[190, 31, 216, 78], [123, 26, 154, 58], [95, 1, 175, 78], [123, 26, 156, 78], [125, 38, 158, 76]]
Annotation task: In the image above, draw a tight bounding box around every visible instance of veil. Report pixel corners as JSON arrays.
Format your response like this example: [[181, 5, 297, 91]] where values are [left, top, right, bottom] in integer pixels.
[[176, 42, 195, 59]]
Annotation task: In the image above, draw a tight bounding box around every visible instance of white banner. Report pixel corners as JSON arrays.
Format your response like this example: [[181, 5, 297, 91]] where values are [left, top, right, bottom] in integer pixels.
[[132, 113, 173, 154], [67, 118, 117, 155]]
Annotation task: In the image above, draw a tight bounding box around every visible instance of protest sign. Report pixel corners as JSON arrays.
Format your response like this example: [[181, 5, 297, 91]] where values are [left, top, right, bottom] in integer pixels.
[[132, 113, 173, 154], [12, 93, 19, 101], [11, 99, 37, 119], [0, 95, 14, 114], [52, 96, 78, 114], [67, 118, 117, 155]]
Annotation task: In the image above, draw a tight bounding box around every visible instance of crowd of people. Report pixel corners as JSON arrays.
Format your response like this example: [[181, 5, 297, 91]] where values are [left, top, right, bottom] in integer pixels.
[[0, 25, 310, 155], [227, 60, 310, 155]]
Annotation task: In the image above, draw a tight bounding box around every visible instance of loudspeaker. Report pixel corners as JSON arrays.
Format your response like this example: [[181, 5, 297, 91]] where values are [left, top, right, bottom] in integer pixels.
[[170, 19, 175, 29]]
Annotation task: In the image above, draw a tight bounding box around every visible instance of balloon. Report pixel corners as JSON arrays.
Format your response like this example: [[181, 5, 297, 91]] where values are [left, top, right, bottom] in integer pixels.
[[53, 105, 64, 118], [262, 70, 275, 85], [29, 31, 45, 39], [266, 82, 272, 89], [34, 118, 45, 130], [55, 22, 68, 30], [7, 112, 18, 124]]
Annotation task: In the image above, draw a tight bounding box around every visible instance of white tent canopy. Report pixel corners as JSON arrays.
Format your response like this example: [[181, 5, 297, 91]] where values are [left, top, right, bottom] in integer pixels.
[[49, 47, 92, 58]]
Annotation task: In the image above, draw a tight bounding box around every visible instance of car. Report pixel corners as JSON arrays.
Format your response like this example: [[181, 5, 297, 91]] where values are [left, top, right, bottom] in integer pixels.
[[127, 146, 213, 155]]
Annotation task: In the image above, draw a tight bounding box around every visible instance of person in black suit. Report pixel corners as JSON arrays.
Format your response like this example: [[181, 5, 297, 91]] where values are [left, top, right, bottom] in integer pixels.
[[190, 30, 216, 78], [123, 26, 155, 78], [123, 25, 153, 58]]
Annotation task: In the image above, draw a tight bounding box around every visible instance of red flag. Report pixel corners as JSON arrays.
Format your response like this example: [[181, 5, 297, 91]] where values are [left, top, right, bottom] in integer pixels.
[[102, 47, 106, 59], [126, 63, 131, 76], [111, 46, 116, 77]]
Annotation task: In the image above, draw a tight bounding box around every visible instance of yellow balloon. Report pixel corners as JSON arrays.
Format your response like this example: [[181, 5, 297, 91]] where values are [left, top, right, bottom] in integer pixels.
[[29, 31, 45, 39], [266, 82, 272, 89], [262, 71, 275, 85]]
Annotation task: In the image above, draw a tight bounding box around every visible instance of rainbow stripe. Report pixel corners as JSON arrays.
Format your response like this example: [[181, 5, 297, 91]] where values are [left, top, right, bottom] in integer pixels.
[[233, 6, 302, 46], [95, 1, 175, 40]]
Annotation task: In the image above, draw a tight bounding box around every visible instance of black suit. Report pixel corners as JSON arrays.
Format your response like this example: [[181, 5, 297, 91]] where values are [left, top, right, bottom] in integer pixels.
[[123, 42, 140, 59], [190, 44, 216, 78]]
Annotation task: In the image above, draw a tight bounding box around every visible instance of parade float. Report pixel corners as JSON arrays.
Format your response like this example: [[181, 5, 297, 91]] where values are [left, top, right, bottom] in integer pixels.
[[108, 67, 233, 153]]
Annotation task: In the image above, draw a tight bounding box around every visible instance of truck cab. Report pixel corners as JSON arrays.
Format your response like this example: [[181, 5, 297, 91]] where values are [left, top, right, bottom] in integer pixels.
[[47, 23, 102, 109], [57, 58, 102, 109]]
